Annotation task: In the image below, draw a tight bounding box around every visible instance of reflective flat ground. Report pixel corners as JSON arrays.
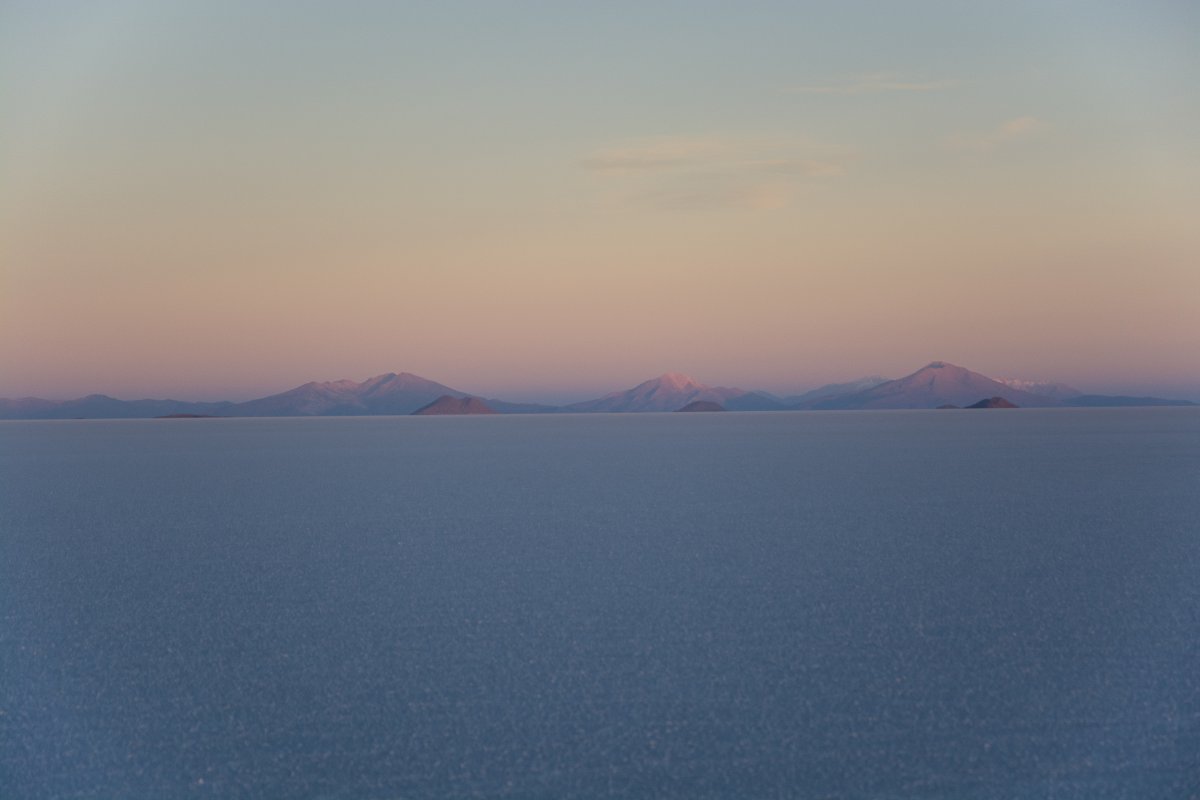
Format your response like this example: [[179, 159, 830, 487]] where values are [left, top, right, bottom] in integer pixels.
[[2, 409, 1198, 798]]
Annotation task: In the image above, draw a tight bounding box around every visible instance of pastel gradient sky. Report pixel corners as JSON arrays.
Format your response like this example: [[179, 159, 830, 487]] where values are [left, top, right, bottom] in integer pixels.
[[3, 1, 1198, 402]]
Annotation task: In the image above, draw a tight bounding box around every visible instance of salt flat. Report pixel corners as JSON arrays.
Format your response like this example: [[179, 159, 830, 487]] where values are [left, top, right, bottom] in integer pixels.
[[1, 409, 1198, 798]]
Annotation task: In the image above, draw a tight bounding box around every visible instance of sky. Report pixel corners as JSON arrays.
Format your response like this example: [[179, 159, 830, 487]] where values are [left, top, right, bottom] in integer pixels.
[[2, 1, 1198, 403]]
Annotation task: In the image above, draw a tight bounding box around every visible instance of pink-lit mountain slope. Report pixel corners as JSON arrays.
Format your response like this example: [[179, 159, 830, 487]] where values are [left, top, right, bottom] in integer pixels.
[[996, 378, 1082, 400], [229, 372, 465, 416], [566, 373, 784, 413], [785, 376, 889, 408], [808, 362, 1054, 410]]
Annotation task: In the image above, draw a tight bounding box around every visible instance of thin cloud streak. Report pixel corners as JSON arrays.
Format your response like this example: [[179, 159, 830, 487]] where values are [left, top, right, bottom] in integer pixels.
[[581, 136, 849, 175], [580, 136, 732, 173], [635, 179, 797, 212], [946, 116, 1046, 152], [581, 135, 850, 211], [744, 159, 846, 177], [786, 72, 960, 95]]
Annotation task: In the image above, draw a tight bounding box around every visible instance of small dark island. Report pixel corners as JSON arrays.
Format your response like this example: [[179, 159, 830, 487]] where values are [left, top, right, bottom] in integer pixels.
[[966, 397, 1018, 409], [155, 413, 220, 419]]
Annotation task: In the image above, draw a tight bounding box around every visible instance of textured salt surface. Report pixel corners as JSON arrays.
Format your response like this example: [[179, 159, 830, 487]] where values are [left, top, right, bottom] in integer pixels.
[[1, 409, 1198, 798]]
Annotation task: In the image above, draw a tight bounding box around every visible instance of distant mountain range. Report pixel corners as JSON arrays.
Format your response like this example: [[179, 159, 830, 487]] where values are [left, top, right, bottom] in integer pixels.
[[782, 376, 890, 407], [0, 394, 236, 420], [804, 361, 1056, 410], [1, 361, 1193, 419], [563, 372, 785, 413], [231, 372, 467, 417]]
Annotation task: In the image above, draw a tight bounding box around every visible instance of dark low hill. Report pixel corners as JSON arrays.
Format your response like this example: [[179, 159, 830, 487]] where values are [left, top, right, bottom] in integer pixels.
[[412, 395, 497, 415], [966, 397, 1018, 409]]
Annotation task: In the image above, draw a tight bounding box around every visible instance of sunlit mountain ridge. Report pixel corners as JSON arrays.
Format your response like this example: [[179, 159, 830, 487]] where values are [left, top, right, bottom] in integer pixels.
[[1, 362, 1193, 418]]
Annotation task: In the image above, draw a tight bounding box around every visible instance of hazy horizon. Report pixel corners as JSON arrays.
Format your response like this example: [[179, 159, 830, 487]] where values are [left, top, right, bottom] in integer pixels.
[[5, 358, 1199, 407], [3, 2, 1198, 402]]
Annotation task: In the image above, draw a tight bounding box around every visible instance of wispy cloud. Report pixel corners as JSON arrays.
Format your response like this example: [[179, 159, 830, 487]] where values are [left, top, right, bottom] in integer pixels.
[[581, 136, 848, 175], [581, 135, 850, 211], [946, 116, 1046, 152], [785, 72, 960, 95], [744, 159, 846, 178], [580, 137, 730, 174], [637, 179, 800, 212]]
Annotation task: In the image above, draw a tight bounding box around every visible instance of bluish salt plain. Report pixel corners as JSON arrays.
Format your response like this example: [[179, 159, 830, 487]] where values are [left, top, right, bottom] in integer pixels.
[[1, 409, 1198, 799]]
